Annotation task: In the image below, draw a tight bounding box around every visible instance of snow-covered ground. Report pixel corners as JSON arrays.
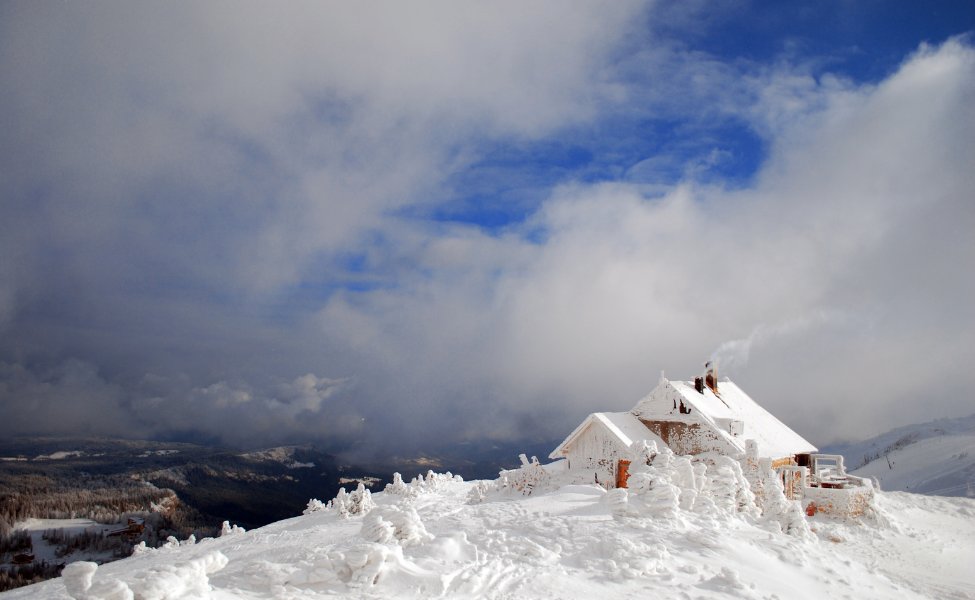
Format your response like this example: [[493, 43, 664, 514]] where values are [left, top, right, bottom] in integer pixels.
[[854, 433, 975, 496], [34, 451, 85, 461], [11, 519, 118, 565], [240, 447, 316, 470], [829, 413, 975, 498], [4, 462, 974, 600]]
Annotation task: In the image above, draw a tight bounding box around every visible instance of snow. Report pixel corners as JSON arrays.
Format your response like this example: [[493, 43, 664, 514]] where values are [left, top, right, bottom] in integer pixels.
[[12, 519, 119, 565], [338, 477, 382, 488], [34, 451, 85, 461], [138, 450, 180, 458], [549, 411, 665, 460], [592, 412, 664, 450], [239, 447, 313, 469], [853, 433, 975, 496], [5, 460, 974, 600]]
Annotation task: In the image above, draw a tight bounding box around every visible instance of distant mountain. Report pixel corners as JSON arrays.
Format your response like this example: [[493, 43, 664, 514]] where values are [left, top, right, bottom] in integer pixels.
[[821, 414, 975, 497], [0, 436, 551, 530], [0, 438, 354, 530]]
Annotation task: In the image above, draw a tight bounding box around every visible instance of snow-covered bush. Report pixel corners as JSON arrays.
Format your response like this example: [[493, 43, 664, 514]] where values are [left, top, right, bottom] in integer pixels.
[[220, 521, 246, 536], [466, 480, 494, 504], [414, 470, 463, 493], [303, 498, 328, 514], [328, 483, 376, 518], [696, 455, 759, 520], [360, 505, 434, 547], [131, 541, 150, 555], [624, 446, 693, 518], [497, 456, 551, 495], [622, 445, 761, 523], [742, 458, 812, 538], [383, 472, 416, 499], [384, 470, 463, 501]]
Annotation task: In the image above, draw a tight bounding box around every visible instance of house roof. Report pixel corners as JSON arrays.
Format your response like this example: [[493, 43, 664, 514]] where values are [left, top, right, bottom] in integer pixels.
[[631, 378, 817, 458], [549, 411, 665, 460]]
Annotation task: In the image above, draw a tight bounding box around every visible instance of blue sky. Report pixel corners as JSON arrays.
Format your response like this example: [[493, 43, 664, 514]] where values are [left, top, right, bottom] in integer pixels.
[[1, 1, 973, 454]]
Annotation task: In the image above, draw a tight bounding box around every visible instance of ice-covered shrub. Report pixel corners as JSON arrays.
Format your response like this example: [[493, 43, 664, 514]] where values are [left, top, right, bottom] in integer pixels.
[[384, 470, 463, 501], [325, 483, 377, 518], [360, 505, 433, 547], [415, 471, 463, 493], [748, 459, 812, 538], [220, 521, 246, 536], [623, 445, 760, 522], [497, 456, 550, 495], [698, 455, 759, 520], [466, 480, 494, 504], [383, 473, 416, 498], [303, 498, 328, 514], [624, 446, 691, 518], [131, 541, 150, 555]]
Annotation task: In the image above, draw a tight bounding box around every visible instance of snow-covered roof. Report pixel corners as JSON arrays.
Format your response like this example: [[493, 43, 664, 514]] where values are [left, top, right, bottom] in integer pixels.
[[632, 378, 817, 459], [549, 411, 665, 460]]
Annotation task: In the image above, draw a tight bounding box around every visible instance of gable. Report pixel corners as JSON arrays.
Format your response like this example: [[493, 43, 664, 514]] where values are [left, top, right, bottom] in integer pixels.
[[549, 412, 664, 460]]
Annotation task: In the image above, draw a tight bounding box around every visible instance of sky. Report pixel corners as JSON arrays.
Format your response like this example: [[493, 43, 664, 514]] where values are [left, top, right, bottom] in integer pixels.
[[1, 1, 973, 455]]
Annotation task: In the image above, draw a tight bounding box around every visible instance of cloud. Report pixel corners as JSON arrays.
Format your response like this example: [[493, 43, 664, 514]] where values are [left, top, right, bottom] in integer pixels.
[[0, 1, 647, 304], [0, 3, 971, 452], [0, 360, 140, 438], [0, 1, 648, 447], [312, 38, 975, 447]]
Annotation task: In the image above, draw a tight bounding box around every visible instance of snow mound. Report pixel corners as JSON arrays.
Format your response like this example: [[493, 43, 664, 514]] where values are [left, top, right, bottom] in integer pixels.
[[62, 552, 227, 600], [361, 505, 433, 547]]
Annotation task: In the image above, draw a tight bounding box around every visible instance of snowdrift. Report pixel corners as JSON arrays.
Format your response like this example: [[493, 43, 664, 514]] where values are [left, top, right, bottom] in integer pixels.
[[4, 454, 974, 600]]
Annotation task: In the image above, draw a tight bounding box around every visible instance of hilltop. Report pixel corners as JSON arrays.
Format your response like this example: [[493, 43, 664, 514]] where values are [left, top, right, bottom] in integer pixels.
[[4, 449, 973, 600]]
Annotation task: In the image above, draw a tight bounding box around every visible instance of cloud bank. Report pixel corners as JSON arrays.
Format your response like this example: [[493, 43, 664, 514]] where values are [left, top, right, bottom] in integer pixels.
[[1, 4, 972, 451]]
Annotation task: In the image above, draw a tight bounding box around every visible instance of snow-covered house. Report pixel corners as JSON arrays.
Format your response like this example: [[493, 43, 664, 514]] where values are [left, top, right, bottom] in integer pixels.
[[548, 411, 667, 489], [550, 364, 873, 516]]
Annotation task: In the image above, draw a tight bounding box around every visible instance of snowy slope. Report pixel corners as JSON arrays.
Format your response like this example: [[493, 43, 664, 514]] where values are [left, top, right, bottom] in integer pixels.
[[853, 433, 975, 496], [12, 519, 119, 565], [4, 465, 974, 600], [824, 413, 975, 497]]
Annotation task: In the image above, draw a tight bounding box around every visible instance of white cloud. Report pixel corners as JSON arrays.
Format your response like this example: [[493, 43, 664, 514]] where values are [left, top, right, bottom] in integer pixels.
[[313, 38, 975, 445], [0, 1, 648, 303], [0, 3, 971, 451]]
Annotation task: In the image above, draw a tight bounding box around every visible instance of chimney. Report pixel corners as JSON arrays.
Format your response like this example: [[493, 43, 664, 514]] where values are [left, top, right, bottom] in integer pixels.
[[694, 376, 705, 394], [705, 360, 718, 395]]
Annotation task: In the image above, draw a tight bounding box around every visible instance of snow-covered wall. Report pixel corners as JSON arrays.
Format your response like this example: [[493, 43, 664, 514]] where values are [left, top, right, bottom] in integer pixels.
[[638, 418, 739, 457], [802, 483, 874, 518], [562, 421, 630, 486]]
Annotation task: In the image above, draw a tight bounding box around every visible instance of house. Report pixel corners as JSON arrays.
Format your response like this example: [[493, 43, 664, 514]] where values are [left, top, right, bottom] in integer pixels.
[[550, 363, 872, 516], [107, 517, 145, 539], [629, 364, 818, 466], [548, 411, 667, 489]]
